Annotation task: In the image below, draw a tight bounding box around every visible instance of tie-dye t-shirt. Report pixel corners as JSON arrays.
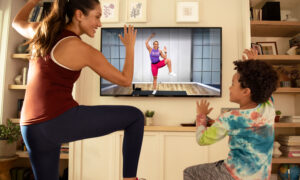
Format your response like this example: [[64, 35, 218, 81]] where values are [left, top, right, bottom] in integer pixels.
[[196, 99, 275, 180]]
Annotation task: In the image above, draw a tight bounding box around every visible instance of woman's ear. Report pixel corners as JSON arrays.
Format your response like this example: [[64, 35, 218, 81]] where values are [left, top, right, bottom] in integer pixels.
[[74, 9, 84, 21]]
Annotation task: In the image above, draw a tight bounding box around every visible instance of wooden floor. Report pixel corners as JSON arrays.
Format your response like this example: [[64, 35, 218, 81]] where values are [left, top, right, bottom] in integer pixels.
[[101, 83, 220, 96]]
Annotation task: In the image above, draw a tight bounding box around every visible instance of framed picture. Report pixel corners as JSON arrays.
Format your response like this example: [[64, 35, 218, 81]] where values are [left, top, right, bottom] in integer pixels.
[[176, 2, 199, 22], [101, 0, 119, 23], [251, 43, 263, 55], [126, 0, 147, 22], [256, 42, 278, 55]]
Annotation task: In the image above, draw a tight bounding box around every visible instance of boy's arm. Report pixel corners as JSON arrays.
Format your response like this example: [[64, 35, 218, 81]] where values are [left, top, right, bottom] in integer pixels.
[[195, 100, 228, 146], [196, 114, 228, 146]]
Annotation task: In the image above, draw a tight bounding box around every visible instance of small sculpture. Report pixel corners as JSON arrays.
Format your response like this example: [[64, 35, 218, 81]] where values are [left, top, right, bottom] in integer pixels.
[[14, 74, 23, 85], [273, 141, 282, 158]]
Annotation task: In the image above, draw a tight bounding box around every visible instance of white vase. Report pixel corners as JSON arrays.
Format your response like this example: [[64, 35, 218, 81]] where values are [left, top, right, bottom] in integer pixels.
[[0, 140, 16, 158], [273, 141, 282, 158], [145, 117, 153, 126]]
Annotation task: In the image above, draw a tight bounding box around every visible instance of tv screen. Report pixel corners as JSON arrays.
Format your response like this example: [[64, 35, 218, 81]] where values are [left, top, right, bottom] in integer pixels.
[[100, 27, 222, 97]]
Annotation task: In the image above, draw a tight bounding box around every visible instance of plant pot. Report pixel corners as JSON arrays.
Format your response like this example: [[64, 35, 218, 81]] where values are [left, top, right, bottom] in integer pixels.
[[0, 140, 16, 158], [275, 115, 280, 122], [145, 117, 153, 126]]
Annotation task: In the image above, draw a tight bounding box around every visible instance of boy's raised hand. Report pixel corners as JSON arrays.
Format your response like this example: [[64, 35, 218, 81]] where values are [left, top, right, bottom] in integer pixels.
[[243, 48, 258, 60], [196, 100, 213, 116]]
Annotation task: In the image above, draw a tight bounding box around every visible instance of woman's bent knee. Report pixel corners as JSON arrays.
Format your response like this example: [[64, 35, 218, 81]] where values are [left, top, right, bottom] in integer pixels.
[[128, 106, 145, 126]]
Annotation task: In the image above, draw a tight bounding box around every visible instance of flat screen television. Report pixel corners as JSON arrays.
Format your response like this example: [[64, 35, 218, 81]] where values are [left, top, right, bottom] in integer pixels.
[[100, 27, 222, 97]]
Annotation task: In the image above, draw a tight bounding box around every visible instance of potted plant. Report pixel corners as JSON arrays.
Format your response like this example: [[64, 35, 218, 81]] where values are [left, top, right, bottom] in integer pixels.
[[0, 119, 21, 158], [275, 110, 281, 123], [144, 110, 155, 126]]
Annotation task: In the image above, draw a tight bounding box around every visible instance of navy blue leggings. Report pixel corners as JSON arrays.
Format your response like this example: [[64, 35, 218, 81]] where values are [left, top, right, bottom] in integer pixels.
[[21, 105, 144, 180]]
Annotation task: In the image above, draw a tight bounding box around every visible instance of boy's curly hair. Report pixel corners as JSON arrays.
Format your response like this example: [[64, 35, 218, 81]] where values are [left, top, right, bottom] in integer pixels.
[[233, 60, 278, 104]]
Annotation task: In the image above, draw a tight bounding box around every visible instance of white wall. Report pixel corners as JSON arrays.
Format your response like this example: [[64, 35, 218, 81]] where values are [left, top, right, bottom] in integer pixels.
[[1, 0, 28, 123], [74, 0, 251, 126]]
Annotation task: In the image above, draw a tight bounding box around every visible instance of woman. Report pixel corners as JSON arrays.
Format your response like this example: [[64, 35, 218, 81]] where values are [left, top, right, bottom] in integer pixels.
[[12, 0, 144, 180], [145, 33, 176, 92]]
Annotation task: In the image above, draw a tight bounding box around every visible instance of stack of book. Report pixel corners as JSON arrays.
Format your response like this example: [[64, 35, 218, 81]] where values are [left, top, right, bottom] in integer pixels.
[[61, 143, 69, 154], [278, 135, 300, 157], [279, 116, 300, 123]]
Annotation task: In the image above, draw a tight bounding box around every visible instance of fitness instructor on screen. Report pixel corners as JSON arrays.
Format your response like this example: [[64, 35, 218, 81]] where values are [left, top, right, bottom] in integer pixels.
[[145, 33, 176, 94]]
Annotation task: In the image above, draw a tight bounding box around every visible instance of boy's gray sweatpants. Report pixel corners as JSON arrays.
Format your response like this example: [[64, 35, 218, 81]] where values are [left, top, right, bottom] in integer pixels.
[[184, 160, 234, 180]]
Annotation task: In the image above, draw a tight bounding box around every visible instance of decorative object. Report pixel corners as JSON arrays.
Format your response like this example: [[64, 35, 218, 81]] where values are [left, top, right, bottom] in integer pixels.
[[275, 110, 281, 122], [251, 43, 263, 55], [0, 119, 21, 158], [22, 67, 27, 85], [101, 0, 119, 23], [16, 40, 29, 54], [289, 69, 300, 87], [22, 67, 28, 85], [278, 164, 300, 180], [144, 110, 155, 126], [256, 42, 278, 55], [14, 74, 22, 85], [176, 2, 199, 22], [273, 141, 282, 157], [126, 0, 147, 22], [262, 2, 281, 21], [296, 79, 300, 88], [286, 46, 298, 55], [296, 47, 300, 55], [278, 164, 289, 180], [289, 164, 300, 180]]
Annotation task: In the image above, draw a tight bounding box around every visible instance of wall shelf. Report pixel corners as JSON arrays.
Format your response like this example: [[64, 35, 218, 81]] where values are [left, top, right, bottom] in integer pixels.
[[275, 122, 300, 128], [274, 88, 300, 93], [251, 20, 300, 37], [11, 53, 30, 60], [16, 151, 69, 159], [272, 157, 300, 164], [145, 126, 196, 132], [257, 55, 300, 65], [8, 85, 26, 90], [9, 118, 20, 123]]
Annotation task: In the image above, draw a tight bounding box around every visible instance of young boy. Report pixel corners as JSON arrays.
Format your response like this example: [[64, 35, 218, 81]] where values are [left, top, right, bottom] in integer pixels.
[[184, 49, 278, 180]]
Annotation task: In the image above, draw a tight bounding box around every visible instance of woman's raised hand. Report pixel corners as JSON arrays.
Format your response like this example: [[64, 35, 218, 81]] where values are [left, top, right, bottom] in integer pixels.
[[119, 25, 137, 48]]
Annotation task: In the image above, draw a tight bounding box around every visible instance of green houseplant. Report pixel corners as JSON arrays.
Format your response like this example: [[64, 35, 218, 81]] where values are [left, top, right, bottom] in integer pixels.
[[0, 119, 21, 158], [275, 110, 281, 123], [145, 110, 155, 126], [145, 110, 155, 118]]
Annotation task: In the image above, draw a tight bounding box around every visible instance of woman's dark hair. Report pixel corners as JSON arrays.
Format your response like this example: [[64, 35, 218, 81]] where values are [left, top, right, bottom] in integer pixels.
[[28, 0, 99, 58], [153, 41, 159, 45], [233, 60, 278, 104]]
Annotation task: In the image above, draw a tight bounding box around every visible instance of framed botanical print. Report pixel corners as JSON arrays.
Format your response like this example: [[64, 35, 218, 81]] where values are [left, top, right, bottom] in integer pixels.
[[126, 0, 147, 22]]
